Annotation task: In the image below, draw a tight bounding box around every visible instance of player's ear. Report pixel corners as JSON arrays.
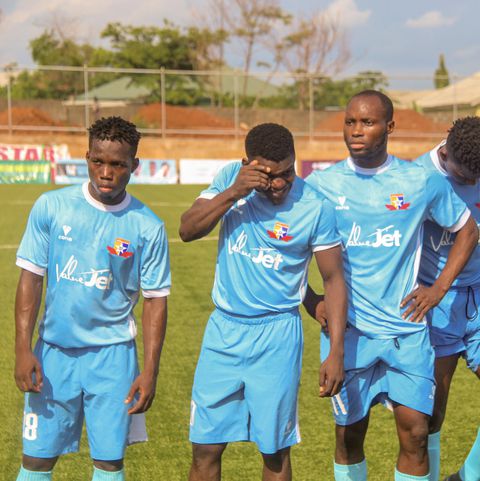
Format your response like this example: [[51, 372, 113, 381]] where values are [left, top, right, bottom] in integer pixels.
[[242, 157, 250, 166], [131, 157, 139, 172], [387, 120, 395, 134], [85, 151, 90, 161]]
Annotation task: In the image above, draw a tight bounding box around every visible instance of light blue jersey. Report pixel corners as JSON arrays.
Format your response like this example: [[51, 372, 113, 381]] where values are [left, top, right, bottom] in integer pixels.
[[16, 183, 171, 348], [306, 155, 469, 338], [416, 144, 480, 288], [200, 162, 340, 317]]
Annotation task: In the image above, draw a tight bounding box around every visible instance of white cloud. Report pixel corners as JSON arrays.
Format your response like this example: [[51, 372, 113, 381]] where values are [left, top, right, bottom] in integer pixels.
[[406, 11, 456, 29], [324, 0, 371, 28]]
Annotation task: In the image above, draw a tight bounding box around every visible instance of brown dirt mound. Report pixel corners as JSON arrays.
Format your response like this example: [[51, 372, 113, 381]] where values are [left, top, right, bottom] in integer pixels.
[[135, 104, 234, 130], [0, 107, 60, 126], [316, 109, 450, 137]]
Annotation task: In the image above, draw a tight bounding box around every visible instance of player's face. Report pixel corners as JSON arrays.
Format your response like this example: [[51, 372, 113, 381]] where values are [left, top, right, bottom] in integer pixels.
[[343, 96, 394, 165], [439, 145, 479, 185], [86, 138, 139, 205], [246, 155, 296, 205]]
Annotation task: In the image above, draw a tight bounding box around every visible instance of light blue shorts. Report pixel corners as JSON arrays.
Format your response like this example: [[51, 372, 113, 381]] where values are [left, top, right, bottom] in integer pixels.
[[22, 339, 147, 460], [189, 308, 303, 454], [321, 326, 435, 426], [427, 286, 480, 372]]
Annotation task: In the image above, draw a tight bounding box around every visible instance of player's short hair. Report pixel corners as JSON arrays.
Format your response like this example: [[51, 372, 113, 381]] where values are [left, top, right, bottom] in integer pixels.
[[447, 117, 480, 175], [349, 90, 394, 122], [245, 123, 295, 162], [88, 116, 141, 155]]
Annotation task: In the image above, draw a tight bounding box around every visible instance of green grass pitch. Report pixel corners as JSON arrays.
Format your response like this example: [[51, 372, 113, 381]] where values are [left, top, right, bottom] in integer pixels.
[[0, 184, 478, 480]]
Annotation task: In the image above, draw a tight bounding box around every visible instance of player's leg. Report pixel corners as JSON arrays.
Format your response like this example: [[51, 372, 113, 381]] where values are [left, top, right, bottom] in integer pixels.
[[17, 340, 84, 481], [393, 404, 430, 478], [82, 341, 144, 481], [189, 310, 252, 479], [244, 311, 303, 481], [334, 415, 370, 481], [261, 447, 291, 481], [427, 354, 459, 481], [190, 443, 228, 481]]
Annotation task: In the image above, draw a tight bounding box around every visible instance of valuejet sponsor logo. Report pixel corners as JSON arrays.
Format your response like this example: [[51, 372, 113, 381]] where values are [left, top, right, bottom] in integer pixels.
[[430, 225, 480, 252], [56, 255, 113, 290], [344, 223, 402, 250], [336, 196, 350, 210], [228, 230, 283, 270]]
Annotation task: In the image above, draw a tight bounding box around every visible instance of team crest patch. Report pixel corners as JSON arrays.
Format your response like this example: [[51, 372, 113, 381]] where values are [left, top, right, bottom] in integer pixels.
[[107, 238, 134, 258], [267, 222, 293, 241], [386, 193, 410, 210], [475, 203, 480, 209]]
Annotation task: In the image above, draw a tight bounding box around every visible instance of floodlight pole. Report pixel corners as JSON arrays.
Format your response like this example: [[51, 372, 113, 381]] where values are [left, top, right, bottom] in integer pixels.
[[84, 64, 90, 135], [161, 67, 166, 140], [7, 71, 12, 135]]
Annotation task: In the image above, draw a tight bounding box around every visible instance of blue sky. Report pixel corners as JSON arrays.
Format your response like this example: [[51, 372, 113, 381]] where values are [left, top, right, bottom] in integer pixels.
[[0, 0, 478, 88]]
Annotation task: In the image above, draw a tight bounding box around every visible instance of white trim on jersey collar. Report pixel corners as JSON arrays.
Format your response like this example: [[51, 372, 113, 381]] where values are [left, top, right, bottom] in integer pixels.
[[346, 154, 394, 175], [430, 141, 448, 176], [82, 182, 132, 212]]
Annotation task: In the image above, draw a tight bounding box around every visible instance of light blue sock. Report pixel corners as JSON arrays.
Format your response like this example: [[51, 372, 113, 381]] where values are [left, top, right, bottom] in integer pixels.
[[459, 427, 480, 481], [395, 468, 430, 480], [92, 467, 125, 481], [428, 431, 441, 481], [334, 460, 367, 481], [16, 466, 52, 480]]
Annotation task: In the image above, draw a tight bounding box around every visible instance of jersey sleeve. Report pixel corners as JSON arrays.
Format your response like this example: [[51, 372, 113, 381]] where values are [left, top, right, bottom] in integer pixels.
[[140, 223, 171, 298], [311, 199, 341, 251], [16, 194, 51, 276], [426, 172, 470, 232], [199, 162, 240, 199], [304, 171, 322, 193]]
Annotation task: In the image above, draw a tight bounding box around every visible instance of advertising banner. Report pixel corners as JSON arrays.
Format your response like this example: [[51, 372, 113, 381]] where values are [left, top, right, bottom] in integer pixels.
[[54, 159, 177, 185], [0, 144, 70, 162], [300, 160, 338, 178], [179, 159, 238, 184], [0, 161, 51, 184]]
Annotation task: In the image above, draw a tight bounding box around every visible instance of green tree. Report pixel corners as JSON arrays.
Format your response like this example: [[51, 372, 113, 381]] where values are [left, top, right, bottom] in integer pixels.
[[434, 54, 450, 89]]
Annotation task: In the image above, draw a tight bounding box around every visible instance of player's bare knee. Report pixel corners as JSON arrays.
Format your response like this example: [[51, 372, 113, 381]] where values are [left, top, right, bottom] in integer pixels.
[[400, 422, 429, 452], [262, 447, 290, 472], [22, 455, 58, 472], [192, 443, 227, 465], [93, 459, 124, 471]]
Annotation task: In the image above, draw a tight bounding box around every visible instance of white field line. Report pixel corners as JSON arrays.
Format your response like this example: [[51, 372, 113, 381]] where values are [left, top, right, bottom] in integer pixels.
[[0, 236, 218, 250]]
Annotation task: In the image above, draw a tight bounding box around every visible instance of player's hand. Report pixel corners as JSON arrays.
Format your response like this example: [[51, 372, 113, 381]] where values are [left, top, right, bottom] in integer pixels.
[[229, 160, 271, 199], [400, 284, 445, 323], [125, 371, 157, 414], [14, 349, 43, 393], [319, 352, 344, 398], [314, 299, 329, 332]]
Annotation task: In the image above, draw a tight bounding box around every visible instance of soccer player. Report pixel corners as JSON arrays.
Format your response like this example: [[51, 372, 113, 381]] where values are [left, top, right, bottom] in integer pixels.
[[413, 116, 480, 481], [305, 91, 479, 481], [179, 123, 347, 481], [14, 116, 170, 481]]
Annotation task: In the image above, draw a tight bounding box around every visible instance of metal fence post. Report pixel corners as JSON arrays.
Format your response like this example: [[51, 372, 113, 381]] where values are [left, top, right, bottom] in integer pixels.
[[161, 67, 166, 140], [7, 71, 12, 135], [309, 74, 314, 142], [234, 73, 239, 141], [84, 64, 90, 133]]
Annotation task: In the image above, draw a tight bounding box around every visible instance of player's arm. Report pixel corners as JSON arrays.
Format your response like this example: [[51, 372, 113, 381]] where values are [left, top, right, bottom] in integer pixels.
[[302, 284, 328, 330], [179, 160, 271, 241], [125, 296, 167, 414], [402, 215, 478, 322], [314, 245, 347, 397], [14, 269, 44, 393]]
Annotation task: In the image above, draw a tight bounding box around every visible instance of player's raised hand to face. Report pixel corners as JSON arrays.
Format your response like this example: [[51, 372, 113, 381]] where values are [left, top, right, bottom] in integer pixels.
[[400, 284, 444, 323], [230, 159, 271, 199], [319, 352, 344, 398], [125, 371, 157, 414], [15, 350, 43, 393]]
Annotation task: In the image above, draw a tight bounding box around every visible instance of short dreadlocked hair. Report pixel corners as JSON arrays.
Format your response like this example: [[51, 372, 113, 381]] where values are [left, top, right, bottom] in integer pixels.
[[88, 116, 141, 155], [447, 116, 480, 175], [349, 90, 394, 122], [245, 123, 295, 162]]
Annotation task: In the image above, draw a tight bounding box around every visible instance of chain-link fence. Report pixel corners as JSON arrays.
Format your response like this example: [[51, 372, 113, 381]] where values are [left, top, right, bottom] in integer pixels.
[[0, 65, 477, 139]]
